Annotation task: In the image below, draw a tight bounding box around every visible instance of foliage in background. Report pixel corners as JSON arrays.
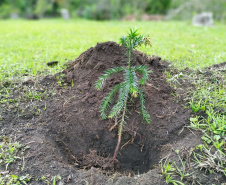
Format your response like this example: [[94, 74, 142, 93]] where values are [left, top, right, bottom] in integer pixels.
[[0, 0, 171, 19], [1, 0, 225, 21], [0, 0, 225, 21], [168, 0, 226, 21], [77, 0, 171, 20], [0, 0, 61, 18]]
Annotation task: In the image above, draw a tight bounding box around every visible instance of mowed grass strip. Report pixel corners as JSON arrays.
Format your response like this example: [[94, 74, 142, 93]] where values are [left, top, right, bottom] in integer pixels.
[[0, 19, 226, 81]]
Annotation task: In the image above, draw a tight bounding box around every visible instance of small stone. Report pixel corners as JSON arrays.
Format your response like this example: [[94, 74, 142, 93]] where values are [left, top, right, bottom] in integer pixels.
[[10, 13, 19, 19], [192, 12, 214, 27], [59, 181, 64, 185], [61, 9, 70, 20]]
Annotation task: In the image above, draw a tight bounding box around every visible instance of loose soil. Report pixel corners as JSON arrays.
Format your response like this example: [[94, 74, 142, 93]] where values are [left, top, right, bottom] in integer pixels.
[[0, 42, 225, 184]]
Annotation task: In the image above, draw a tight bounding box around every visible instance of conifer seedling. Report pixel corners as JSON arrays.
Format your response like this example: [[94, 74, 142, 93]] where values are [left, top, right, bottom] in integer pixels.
[[95, 28, 152, 160]]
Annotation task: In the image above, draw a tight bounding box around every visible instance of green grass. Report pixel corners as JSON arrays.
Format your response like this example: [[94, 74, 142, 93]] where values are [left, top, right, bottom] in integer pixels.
[[0, 19, 225, 184], [164, 59, 226, 181], [0, 19, 226, 81], [188, 71, 226, 154]]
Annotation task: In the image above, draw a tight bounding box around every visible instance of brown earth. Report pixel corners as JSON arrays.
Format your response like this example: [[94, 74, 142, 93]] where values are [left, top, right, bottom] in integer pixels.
[[0, 42, 225, 184]]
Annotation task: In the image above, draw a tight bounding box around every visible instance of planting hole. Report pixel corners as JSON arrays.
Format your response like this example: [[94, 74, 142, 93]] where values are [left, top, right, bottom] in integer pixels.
[[53, 124, 160, 175]]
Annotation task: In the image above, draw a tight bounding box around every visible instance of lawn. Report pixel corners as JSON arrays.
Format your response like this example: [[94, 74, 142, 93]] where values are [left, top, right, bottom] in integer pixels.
[[0, 19, 226, 82], [0, 19, 225, 184]]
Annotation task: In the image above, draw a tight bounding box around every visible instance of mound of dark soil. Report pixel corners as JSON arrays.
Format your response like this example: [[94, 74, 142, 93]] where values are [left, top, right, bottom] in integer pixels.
[[28, 41, 203, 183], [2, 42, 224, 184], [42, 41, 193, 173]]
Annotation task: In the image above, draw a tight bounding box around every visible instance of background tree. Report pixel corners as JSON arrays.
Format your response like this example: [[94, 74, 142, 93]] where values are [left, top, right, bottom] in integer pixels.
[[0, 0, 225, 21]]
